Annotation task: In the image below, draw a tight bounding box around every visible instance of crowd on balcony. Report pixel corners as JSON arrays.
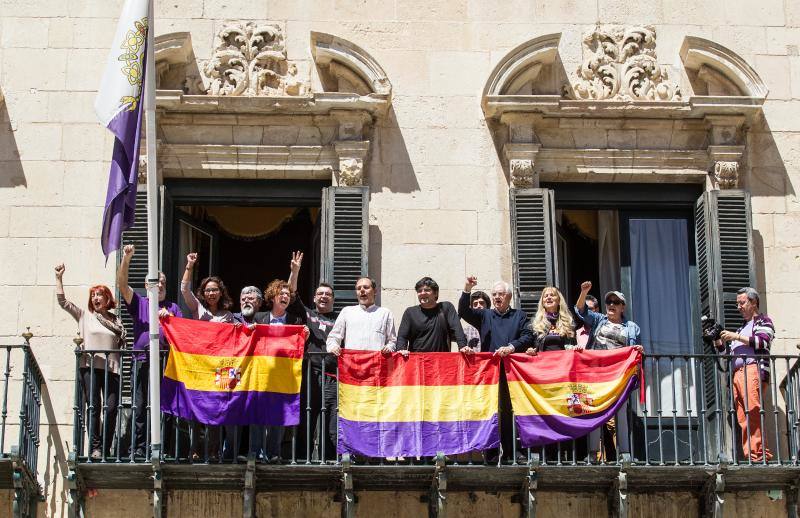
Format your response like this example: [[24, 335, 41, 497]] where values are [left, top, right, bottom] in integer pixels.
[[54, 246, 775, 464]]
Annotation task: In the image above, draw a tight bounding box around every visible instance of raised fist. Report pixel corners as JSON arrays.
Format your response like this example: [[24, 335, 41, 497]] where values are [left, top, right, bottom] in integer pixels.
[[580, 281, 592, 293], [186, 252, 198, 268], [464, 276, 478, 291], [54, 264, 65, 279], [123, 244, 135, 257]]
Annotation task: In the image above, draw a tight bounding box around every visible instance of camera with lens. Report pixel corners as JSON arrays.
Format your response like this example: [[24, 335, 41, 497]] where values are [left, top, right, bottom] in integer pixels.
[[701, 315, 724, 344]]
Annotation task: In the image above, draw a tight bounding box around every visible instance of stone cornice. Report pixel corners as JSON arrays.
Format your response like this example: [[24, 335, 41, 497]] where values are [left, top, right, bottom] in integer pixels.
[[156, 90, 390, 118], [158, 143, 337, 179]]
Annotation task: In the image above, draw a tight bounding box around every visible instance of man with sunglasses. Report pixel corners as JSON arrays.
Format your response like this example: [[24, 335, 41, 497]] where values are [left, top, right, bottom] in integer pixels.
[[575, 281, 642, 463]]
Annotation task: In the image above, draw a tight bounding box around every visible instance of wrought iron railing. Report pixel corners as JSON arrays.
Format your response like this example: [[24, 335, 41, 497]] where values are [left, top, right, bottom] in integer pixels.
[[71, 348, 800, 468], [0, 332, 44, 517]]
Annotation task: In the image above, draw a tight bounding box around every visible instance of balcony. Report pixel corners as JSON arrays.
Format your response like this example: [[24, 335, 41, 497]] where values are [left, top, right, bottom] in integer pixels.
[[67, 349, 800, 517], [0, 334, 44, 518]]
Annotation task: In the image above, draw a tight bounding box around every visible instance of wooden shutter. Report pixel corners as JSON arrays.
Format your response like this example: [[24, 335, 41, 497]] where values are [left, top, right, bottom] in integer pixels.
[[510, 188, 558, 315], [117, 187, 150, 400], [321, 186, 369, 313], [695, 190, 754, 427], [695, 190, 754, 329]]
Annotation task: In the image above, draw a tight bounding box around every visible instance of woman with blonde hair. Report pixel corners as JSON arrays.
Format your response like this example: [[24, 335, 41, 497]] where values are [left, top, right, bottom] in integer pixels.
[[526, 286, 576, 355]]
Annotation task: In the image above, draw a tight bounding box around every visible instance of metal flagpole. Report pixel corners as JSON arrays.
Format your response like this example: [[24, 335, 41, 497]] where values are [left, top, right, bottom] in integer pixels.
[[144, 0, 162, 514]]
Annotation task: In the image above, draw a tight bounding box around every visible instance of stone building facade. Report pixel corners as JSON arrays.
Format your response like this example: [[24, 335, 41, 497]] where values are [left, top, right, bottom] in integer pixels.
[[1, 0, 800, 516]]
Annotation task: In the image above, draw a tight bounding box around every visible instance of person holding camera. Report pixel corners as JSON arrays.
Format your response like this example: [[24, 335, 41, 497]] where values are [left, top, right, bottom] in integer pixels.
[[715, 287, 774, 463]]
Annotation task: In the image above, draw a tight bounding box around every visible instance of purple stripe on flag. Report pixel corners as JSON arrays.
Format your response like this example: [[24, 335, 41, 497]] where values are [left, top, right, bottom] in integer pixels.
[[337, 415, 500, 458], [100, 49, 146, 259], [161, 377, 300, 426], [514, 375, 638, 448]]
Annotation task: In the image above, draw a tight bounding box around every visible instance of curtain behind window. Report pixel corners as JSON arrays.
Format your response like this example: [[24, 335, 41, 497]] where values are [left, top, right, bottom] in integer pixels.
[[629, 218, 695, 416]]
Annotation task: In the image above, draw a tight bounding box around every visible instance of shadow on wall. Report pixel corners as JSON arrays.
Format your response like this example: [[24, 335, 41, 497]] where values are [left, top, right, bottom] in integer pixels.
[[40, 384, 68, 517], [369, 224, 382, 305], [0, 101, 26, 188], [746, 116, 794, 316], [370, 105, 419, 195]]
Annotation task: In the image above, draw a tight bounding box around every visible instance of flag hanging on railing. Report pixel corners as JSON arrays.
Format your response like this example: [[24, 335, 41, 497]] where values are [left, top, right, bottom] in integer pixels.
[[337, 351, 501, 457], [505, 348, 642, 448], [160, 317, 305, 426], [94, 0, 148, 259]]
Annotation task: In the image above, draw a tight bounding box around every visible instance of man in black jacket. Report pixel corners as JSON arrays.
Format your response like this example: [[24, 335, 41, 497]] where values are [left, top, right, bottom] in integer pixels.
[[459, 276, 534, 463], [287, 252, 339, 462], [397, 277, 467, 352]]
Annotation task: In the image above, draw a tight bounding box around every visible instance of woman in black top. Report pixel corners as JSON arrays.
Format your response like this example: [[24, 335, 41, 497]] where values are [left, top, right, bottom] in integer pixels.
[[525, 287, 576, 355]]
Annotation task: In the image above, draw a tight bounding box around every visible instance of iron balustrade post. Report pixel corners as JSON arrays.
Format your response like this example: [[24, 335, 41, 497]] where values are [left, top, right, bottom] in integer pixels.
[[712, 353, 725, 464], [102, 353, 110, 462], [72, 337, 84, 458], [115, 359, 124, 463], [685, 357, 695, 465], [726, 360, 737, 464], [669, 356, 679, 465], [0, 346, 11, 455], [642, 356, 650, 466], [654, 358, 664, 465], [305, 358, 312, 464]]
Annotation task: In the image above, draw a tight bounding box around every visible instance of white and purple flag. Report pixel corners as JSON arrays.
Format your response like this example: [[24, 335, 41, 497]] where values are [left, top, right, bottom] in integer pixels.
[[94, 0, 149, 259]]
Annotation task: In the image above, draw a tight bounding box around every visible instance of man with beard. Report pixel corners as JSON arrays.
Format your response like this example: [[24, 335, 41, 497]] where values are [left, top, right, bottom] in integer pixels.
[[397, 276, 467, 352], [117, 244, 182, 459], [226, 286, 265, 460], [233, 286, 264, 325], [286, 252, 339, 462]]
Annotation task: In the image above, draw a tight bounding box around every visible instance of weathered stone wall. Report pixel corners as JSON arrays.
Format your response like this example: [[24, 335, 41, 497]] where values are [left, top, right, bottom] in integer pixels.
[[1, 0, 799, 515]]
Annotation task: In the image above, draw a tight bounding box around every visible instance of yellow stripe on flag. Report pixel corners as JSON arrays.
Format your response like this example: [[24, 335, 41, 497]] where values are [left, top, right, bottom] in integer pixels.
[[339, 383, 498, 423], [508, 365, 638, 417], [163, 349, 302, 394]]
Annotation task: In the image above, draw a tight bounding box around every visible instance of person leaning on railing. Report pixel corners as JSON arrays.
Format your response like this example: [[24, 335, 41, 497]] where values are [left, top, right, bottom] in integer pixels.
[[180, 252, 234, 462], [575, 281, 643, 463], [55, 263, 126, 461], [715, 287, 775, 463], [524, 286, 577, 461]]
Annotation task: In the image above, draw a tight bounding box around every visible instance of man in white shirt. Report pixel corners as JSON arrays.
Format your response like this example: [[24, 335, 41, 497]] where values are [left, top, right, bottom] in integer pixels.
[[326, 277, 398, 355]]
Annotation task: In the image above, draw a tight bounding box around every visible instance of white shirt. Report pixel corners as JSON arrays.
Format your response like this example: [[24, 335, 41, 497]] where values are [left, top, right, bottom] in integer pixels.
[[326, 304, 397, 352]]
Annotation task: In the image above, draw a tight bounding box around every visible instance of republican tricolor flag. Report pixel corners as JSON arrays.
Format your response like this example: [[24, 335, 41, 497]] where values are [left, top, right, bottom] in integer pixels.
[[160, 317, 305, 426], [337, 351, 501, 458], [94, 0, 149, 259], [505, 348, 642, 448]]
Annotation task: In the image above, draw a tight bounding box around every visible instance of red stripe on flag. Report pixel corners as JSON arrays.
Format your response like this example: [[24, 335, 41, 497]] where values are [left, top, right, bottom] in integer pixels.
[[161, 316, 305, 359], [504, 348, 641, 385], [337, 350, 500, 387]]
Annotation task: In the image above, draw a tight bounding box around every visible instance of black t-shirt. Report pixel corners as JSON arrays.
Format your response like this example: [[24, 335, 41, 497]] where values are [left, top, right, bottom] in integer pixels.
[[288, 294, 338, 371], [397, 301, 467, 352]]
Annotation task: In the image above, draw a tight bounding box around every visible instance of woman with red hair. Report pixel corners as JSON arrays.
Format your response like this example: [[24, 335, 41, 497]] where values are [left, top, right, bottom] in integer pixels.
[[55, 263, 126, 461]]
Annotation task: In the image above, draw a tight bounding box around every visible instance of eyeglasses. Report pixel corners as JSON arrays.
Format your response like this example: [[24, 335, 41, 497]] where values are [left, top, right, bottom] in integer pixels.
[[204, 288, 220, 293], [605, 299, 623, 306]]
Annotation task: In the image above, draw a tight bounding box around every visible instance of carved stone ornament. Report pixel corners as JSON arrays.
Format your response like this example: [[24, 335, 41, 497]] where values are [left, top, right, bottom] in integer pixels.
[[203, 22, 308, 96], [713, 161, 739, 189], [567, 26, 681, 101], [510, 159, 535, 188], [338, 158, 364, 186]]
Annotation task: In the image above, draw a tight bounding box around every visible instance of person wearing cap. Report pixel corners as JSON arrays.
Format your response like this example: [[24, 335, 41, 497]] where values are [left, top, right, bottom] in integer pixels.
[[575, 281, 642, 462]]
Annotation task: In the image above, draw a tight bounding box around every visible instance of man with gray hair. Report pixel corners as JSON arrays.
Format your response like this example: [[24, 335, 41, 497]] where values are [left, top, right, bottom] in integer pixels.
[[459, 275, 534, 463], [716, 287, 775, 462], [233, 286, 264, 325]]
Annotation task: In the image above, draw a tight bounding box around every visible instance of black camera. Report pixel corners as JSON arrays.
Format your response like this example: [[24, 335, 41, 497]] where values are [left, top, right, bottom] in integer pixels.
[[701, 315, 724, 344]]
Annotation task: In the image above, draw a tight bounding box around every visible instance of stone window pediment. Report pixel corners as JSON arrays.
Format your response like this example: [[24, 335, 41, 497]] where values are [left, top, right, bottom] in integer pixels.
[[481, 26, 768, 190], [149, 24, 392, 187]]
